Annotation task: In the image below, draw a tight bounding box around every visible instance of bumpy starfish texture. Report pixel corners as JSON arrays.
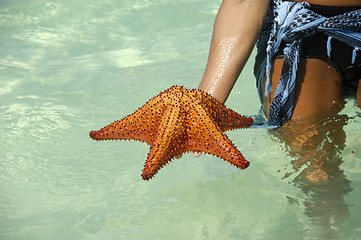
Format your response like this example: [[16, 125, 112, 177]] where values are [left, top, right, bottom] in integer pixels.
[[90, 86, 253, 180]]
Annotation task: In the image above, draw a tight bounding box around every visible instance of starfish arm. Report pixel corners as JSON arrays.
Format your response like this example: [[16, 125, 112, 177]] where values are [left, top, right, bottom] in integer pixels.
[[187, 127, 249, 169], [185, 96, 250, 169], [89, 92, 167, 145], [141, 99, 185, 180], [193, 89, 254, 131]]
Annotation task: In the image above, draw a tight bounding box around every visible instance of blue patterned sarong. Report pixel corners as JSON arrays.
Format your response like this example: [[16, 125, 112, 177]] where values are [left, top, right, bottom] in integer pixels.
[[255, 0, 361, 128]]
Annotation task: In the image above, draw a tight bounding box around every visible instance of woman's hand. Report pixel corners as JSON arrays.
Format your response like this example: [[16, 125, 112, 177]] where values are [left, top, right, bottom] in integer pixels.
[[175, 152, 202, 159]]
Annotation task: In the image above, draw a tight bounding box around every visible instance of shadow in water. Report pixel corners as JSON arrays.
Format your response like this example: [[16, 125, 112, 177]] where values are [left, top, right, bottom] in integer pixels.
[[270, 103, 353, 238]]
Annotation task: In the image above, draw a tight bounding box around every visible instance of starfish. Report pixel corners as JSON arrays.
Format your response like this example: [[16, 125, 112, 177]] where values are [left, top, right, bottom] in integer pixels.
[[89, 86, 253, 180]]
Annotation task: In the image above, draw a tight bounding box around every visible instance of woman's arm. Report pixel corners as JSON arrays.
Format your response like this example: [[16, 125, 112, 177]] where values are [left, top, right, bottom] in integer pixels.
[[198, 0, 270, 103]]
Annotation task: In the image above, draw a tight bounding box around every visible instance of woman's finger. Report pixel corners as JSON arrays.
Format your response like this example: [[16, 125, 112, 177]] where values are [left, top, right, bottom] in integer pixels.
[[193, 151, 202, 157]]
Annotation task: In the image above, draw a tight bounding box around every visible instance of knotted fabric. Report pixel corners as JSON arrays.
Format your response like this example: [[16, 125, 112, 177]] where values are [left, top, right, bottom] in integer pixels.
[[263, 1, 361, 127]]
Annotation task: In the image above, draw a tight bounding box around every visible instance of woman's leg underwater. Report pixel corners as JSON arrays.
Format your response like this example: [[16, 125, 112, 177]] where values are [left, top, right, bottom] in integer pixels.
[[263, 58, 347, 182], [264, 58, 353, 234]]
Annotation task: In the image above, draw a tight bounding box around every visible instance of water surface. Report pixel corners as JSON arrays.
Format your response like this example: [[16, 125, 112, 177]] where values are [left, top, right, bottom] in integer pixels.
[[1, 1, 361, 239]]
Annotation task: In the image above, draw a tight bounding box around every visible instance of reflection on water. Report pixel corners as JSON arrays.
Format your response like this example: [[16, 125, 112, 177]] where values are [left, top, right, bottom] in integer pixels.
[[270, 103, 353, 238]]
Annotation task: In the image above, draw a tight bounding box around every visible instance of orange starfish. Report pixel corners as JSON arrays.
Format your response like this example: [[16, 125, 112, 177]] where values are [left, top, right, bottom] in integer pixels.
[[89, 86, 253, 180]]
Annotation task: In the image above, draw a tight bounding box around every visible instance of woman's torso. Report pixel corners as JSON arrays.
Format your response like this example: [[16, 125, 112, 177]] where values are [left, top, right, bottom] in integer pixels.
[[293, 0, 361, 6]]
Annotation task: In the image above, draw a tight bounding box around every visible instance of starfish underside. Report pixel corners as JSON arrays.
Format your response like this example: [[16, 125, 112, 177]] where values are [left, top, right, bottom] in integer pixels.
[[90, 86, 253, 180]]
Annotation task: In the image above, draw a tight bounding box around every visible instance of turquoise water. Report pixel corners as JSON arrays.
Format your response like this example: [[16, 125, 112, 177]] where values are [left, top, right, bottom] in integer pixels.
[[1, 0, 361, 239]]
